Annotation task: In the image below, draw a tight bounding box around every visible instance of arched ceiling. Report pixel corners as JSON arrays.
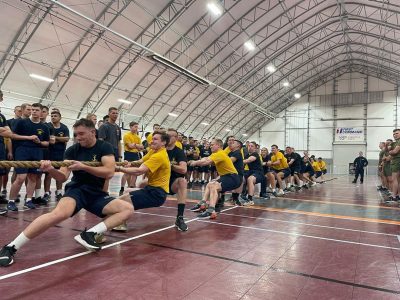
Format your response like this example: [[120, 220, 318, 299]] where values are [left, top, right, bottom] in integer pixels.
[[0, 0, 399, 139]]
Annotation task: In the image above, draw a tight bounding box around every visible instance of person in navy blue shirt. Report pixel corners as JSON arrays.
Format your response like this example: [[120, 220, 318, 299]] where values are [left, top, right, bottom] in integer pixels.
[[43, 110, 70, 201], [7, 103, 50, 211]]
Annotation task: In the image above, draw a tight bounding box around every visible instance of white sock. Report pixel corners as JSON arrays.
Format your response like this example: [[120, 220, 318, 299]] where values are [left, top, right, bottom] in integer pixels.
[[8, 232, 30, 250], [26, 198, 32, 202], [87, 222, 107, 234], [44, 192, 49, 196], [56, 190, 62, 195], [35, 189, 41, 198]]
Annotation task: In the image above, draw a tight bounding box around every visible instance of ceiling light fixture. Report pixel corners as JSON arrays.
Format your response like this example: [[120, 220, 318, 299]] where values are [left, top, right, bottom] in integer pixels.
[[168, 112, 178, 117], [201, 122, 209, 126], [267, 65, 276, 73], [117, 98, 132, 105], [225, 129, 231, 132], [149, 54, 209, 85], [242, 133, 248, 136], [29, 73, 54, 82], [207, 2, 222, 16], [282, 81, 290, 87], [294, 93, 301, 99], [255, 108, 274, 119], [244, 41, 255, 51]]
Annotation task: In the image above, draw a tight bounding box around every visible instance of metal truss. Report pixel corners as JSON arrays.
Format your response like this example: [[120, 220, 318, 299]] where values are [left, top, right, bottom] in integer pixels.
[[0, 0, 53, 86]]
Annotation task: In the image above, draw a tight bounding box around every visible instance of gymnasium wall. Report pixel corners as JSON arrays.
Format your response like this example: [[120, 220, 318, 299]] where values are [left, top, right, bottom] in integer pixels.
[[250, 72, 398, 174]]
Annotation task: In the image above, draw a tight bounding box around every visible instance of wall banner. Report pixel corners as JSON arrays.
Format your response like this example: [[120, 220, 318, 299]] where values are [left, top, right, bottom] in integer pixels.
[[335, 127, 364, 142]]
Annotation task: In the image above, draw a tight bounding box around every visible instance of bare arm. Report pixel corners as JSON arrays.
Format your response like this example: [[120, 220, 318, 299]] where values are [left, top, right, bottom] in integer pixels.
[[190, 157, 213, 166], [172, 161, 187, 175], [117, 163, 149, 176], [68, 155, 115, 179], [243, 156, 256, 164]]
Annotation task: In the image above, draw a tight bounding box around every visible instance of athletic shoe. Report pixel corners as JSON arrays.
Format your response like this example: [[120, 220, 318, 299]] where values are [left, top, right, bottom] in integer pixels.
[[1, 190, 6, 197], [0, 197, 7, 204], [119, 189, 124, 196], [239, 194, 248, 202], [32, 197, 41, 205], [198, 210, 217, 219], [277, 190, 285, 196], [272, 191, 278, 197], [243, 200, 254, 206], [94, 233, 107, 244], [295, 186, 302, 191], [74, 230, 101, 251], [352, 180, 356, 183], [311, 182, 317, 186], [39, 195, 50, 206], [112, 222, 128, 232], [259, 192, 270, 199], [234, 199, 242, 206], [7, 201, 18, 212], [0, 245, 17, 267], [55, 193, 63, 201], [0, 208, 7, 215], [24, 201, 35, 209], [201, 180, 205, 185], [190, 203, 207, 212], [175, 216, 188, 231]]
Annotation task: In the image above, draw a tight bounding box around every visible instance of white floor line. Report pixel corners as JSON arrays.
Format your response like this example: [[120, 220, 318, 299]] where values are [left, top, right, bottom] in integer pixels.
[[196, 219, 400, 251], [220, 212, 398, 237], [0, 206, 237, 281]]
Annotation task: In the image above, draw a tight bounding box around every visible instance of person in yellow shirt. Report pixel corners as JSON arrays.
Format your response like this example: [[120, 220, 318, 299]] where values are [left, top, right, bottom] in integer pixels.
[[267, 144, 290, 197], [189, 138, 240, 219], [115, 132, 170, 230], [119, 122, 144, 195], [146, 123, 161, 150], [317, 157, 327, 181], [175, 132, 183, 149], [311, 157, 323, 182]]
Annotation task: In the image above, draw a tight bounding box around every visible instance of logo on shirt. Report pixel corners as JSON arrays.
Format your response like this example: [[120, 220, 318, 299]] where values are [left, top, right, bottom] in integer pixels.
[[37, 129, 43, 136], [58, 132, 64, 137], [92, 155, 97, 161]]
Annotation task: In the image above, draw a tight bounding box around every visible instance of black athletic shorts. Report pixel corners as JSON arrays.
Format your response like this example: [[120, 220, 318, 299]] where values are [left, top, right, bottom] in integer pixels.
[[315, 171, 323, 178], [124, 152, 140, 162], [130, 185, 167, 210], [200, 165, 210, 173], [322, 169, 327, 174], [168, 175, 185, 195], [273, 168, 291, 179], [64, 184, 114, 218], [290, 165, 301, 176], [218, 174, 241, 193], [15, 146, 43, 174], [247, 170, 264, 184]]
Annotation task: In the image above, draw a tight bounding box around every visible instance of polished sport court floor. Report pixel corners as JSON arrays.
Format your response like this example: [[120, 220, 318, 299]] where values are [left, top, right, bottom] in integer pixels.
[[1, 175, 400, 299]]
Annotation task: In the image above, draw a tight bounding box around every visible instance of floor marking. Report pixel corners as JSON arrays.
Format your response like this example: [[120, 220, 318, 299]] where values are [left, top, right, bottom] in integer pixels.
[[0, 206, 237, 281], [248, 205, 400, 225], [220, 212, 398, 237], [196, 219, 400, 250]]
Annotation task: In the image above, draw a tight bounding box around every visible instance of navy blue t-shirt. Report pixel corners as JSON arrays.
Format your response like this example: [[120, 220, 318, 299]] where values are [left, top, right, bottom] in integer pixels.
[[49, 123, 70, 153], [64, 140, 114, 189], [0, 113, 7, 144], [229, 149, 244, 176], [13, 118, 50, 148], [247, 152, 263, 172]]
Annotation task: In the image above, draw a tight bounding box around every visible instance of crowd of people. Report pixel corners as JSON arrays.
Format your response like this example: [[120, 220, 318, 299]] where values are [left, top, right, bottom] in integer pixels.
[[0, 95, 330, 267]]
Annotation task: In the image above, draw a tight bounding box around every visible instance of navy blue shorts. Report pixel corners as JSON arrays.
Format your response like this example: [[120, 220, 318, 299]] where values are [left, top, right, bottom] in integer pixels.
[[130, 185, 167, 210], [273, 168, 291, 179], [169, 175, 185, 195], [218, 174, 241, 193], [42, 148, 50, 160], [124, 151, 140, 162], [15, 146, 43, 174], [0, 144, 6, 175], [200, 165, 210, 173], [64, 184, 115, 218], [315, 171, 323, 178], [290, 165, 301, 176], [322, 169, 327, 175], [210, 165, 217, 172], [113, 148, 119, 161], [247, 170, 264, 184]]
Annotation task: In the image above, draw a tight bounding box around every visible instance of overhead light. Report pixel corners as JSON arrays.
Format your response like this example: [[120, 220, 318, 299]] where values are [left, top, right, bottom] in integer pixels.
[[225, 129, 231, 132], [255, 108, 274, 119], [29, 73, 54, 82], [242, 133, 248, 136], [267, 65, 276, 73], [207, 2, 222, 16], [149, 54, 209, 85], [168, 112, 178, 117], [244, 41, 255, 51], [294, 93, 301, 99], [282, 81, 290, 87], [201, 122, 209, 126], [118, 98, 132, 105]]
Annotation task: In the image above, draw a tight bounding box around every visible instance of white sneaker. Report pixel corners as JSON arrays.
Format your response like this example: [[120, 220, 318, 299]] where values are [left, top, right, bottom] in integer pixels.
[[277, 189, 285, 196], [112, 222, 128, 232]]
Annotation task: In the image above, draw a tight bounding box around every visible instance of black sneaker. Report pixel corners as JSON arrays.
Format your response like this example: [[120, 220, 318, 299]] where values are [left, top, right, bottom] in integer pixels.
[[198, 210, 217, 219], [0, 208, 7, 215], [74, 229, 101, 251], [259, 192, 270, 199], [0, 245, 17, 267], [190, 203, 207, 212], [352, 180, 356, 183], [175, 216, 188, 231], [39, 194, 50, 206], [32, 197, 41, 205], [55, 193, 63, 201], [119, 189, 124, 196]]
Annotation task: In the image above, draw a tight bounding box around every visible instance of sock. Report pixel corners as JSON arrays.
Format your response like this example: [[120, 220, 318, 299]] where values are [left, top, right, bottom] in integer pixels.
[[232, 193, 239, 201], [44, 192, 49, 196], [26, 198, 32, 202], [87, 222, 107, 234], [35, 189, 41, 198], [207, 206, 215, 212], [8, 200, 15, 203], [8, 232, 30, 250], [177, 204, 185, 217], [248, 195, 253, 201], [56, 189, 63, 195]]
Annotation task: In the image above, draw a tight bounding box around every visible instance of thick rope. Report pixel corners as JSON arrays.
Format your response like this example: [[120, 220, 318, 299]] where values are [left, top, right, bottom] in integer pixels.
[[0, 161, 141, 168]]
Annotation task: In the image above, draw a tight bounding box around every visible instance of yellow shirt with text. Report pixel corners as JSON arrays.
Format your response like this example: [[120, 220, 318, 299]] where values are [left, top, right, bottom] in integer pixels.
[[209, 149, 238, 176], [312, 161, 321, 172], [271, 151, 289, 170], [142, 148, 170, 193], [317, 160, 326, 170]]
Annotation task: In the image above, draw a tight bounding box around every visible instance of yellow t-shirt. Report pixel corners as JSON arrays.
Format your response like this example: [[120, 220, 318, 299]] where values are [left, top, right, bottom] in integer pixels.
[[271, 151, 289, 170], [175, 141, 183, 149], [209, 149, 238, 176], [312, 161, 321, 172], [142, 148, 170, 193], [318, 160, 326, 170], [146, 133, 153, 146], [123, 132, 141, 153]]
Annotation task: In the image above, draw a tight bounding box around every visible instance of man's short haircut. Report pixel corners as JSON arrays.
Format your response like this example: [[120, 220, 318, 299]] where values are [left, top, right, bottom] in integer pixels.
[[249, 141, 257, 147], [167, 128, 178, 134], [213, 138, 223, 148], [51, 111, 61, 117], [86, 113, 96, 119], [108, 107, 118, 113], [21, 103, 31, 110], [318, 157, 322, 160], [129, 121, 139, 127], [103, 115, 109, 121], [153, 123, 160, 128], [31, 103, 42, 109], [271, 144, 278, 149], [145, 132, 151, 138], [73, 118, 95, 129], [41, 105, 49, 112], [154, 132, 170, 145]]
